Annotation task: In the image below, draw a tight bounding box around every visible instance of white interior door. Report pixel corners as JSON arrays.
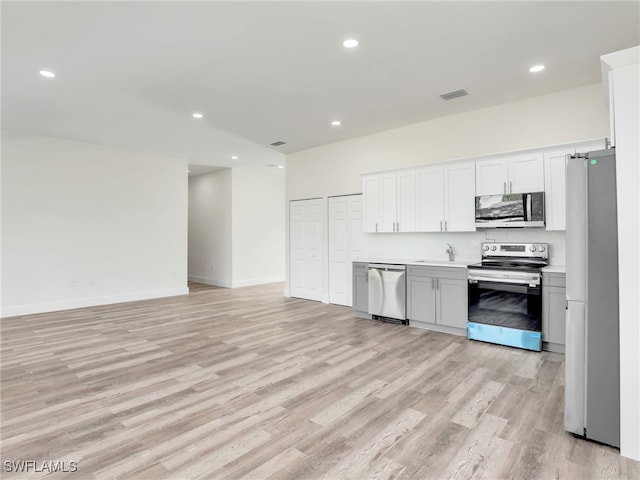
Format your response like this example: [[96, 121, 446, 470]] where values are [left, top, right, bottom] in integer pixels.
[[290, 198, 322, 301], [328, 194, 364, 306]]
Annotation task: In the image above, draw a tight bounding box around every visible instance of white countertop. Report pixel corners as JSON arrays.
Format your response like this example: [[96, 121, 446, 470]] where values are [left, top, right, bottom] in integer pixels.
[[541, 265, 566, 273], [353, 257, 473, 268], [355, 258, 566, 272]]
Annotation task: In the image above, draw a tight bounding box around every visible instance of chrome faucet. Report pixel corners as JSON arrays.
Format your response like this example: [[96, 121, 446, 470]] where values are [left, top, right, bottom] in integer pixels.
[[446, 243, 455, 262]]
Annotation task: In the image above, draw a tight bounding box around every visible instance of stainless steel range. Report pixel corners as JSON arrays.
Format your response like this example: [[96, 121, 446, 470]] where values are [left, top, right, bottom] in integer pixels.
[[467, 242, 549, 351]]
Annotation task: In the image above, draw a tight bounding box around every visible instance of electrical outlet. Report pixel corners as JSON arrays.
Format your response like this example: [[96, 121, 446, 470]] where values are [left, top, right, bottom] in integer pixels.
[[71, 280, 77, 287]]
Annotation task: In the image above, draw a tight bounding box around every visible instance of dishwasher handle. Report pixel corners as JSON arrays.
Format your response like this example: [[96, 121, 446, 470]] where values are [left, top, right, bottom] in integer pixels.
[[367, 264, 406, 271]]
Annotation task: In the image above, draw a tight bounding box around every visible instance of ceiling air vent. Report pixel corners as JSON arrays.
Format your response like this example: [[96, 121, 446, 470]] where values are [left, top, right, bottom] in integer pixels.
[[440, 89, 468, 100], [270, 141, 286, 147]]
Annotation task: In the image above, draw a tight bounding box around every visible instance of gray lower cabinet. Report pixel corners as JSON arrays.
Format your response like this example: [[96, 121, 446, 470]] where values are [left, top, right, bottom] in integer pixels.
[[407, 265, 467, 333], [542, 271, 566, 353], [408, 275, 436, 324], [352, 262, 369, 315]]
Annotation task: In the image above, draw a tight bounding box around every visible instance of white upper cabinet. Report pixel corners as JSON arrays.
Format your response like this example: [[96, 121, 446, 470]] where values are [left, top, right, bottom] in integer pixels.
[[544, 149, 570, 231], [416, 166, 444, 232], [396, 170, 416, 232], [416, 161, 475, 232], [544, 141, 605, 231], [378, 172, 397, 232], [509, 152, 545, 193], [363, 170, 415, 233], [363, 175, 381, 232], [444, 162, 476, 231], [476, 152, 544, 195], [475, 158, 508, 196], [363, 139, 600, 234]]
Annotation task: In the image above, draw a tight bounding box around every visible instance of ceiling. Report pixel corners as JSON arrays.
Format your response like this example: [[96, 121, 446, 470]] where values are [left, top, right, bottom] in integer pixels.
[[2, 1, 639, 169]]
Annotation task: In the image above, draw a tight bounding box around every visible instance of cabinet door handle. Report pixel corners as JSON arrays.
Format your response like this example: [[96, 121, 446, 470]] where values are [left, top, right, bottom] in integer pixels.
[[503, 182, 506, 194], [437, 279, 440, 290], [432, 278, 435, 289], [440, 220, 443, 232], [510, 181, 513, 193], [396, 221, 399, 232], [375, 222, 378, 232], [444, 220, 447, 232]]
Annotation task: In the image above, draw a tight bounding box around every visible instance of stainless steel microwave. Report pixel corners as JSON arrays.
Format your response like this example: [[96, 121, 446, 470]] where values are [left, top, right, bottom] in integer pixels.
[[475, 192, 545, 228]]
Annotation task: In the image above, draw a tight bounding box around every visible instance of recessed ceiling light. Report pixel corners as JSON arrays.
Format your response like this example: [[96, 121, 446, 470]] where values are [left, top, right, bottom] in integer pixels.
[[331, 120, 342, 126], [192, 113, 204, 119], [39, 70, 55, 78], [342, 39, 359, 49], [529, 64, 545, 73], [277, 165, 284, 169], [231, 156, 238, 160]]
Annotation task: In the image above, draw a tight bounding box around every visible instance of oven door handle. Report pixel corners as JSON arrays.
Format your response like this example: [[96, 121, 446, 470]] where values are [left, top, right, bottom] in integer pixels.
[[468, 274, 540, 287]]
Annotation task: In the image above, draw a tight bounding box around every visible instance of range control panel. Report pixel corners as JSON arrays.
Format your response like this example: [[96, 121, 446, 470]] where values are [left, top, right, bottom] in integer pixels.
[[481, 242, 549, 259]]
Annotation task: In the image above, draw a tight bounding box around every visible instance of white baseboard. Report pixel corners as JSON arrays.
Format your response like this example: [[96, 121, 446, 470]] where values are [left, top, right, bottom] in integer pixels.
[[188, 275, 285, 289], [1, 287, 189, 319], [231, 276, 285, 288], [188, 275, 232, 288]]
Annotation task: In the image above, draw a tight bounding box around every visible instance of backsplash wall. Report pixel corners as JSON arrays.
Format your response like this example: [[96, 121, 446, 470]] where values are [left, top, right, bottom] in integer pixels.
[[359, 229, 565, 266]]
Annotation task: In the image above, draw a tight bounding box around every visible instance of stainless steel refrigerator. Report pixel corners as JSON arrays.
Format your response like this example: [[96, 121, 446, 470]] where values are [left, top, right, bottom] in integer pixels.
[[565, 148, 620, 448]]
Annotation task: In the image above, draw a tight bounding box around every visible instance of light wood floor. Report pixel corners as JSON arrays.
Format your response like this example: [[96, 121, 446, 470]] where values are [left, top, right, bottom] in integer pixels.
[[1, 282, 638, 479]]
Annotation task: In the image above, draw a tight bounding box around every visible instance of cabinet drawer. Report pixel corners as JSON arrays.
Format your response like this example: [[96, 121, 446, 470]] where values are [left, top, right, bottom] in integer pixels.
[[543, 272, 566, 288], [408, 265, 467, 281]]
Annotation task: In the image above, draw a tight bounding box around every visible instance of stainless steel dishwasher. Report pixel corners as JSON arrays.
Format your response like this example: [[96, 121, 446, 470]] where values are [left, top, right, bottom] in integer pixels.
[[367, 264, 407, 324]]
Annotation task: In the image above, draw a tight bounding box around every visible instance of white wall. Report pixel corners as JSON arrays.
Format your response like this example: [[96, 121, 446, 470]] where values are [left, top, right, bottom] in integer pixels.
[[188, 169, 233, 286], [1, 131, 189, 317], [187, 167, 285, 288], [231, 167, 285, 287], [602, 46, 640, 461], [287, 83, 609, 201]]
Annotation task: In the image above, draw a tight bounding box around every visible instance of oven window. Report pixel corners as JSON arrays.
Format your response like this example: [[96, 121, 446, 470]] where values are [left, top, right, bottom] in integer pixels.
[[468, 281, 542, 331]]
